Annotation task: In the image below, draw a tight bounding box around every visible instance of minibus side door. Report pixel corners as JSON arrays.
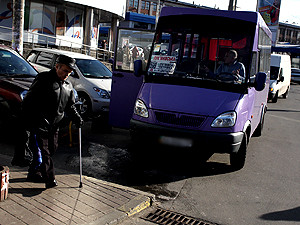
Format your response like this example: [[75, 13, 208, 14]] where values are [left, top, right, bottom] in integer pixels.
[[109, 28, 154, 128]]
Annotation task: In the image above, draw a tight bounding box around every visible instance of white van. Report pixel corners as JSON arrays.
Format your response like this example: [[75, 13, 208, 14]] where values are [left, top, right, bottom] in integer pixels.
[[268, 54, 291, 103]]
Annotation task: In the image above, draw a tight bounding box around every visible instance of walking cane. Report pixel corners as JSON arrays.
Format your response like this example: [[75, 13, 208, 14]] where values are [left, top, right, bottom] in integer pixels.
[[79, 127, 83, 188]]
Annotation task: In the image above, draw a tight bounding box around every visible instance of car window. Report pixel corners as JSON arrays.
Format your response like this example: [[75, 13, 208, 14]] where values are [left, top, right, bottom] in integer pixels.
[[0, 49, 37, 76], [27, 52, 37, 62], [36, 52, 54, 68], [76, 59, 112, 78]]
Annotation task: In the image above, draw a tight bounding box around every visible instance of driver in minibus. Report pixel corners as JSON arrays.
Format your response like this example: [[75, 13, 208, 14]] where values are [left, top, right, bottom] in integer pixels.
[[204, 49, 246, 82]]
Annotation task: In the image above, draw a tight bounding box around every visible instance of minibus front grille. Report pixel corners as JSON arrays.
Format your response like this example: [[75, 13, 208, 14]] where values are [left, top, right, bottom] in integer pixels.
[[155, 111, 205, 128]]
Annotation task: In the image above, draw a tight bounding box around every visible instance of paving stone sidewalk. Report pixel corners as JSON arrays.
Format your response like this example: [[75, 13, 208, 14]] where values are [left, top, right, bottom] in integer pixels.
[[0, 154, 153, 225]]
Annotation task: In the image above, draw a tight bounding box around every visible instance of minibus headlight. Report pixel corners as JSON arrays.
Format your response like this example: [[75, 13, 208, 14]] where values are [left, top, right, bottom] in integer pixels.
[[134, 99, 149, 118], [211, 111, 236, 128]]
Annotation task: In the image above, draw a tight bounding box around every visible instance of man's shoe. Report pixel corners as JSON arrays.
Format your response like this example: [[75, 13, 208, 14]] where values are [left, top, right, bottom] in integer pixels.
[[45, 180, 58, 189], [27, 173, 44, 183]]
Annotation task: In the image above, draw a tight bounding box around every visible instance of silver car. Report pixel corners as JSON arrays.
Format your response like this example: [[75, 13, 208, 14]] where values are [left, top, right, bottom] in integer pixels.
[[27, 48, 112, 118]]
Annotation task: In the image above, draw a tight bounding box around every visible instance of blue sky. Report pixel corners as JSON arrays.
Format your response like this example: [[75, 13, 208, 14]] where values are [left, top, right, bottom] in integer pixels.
[[183, 0, 300, 25]]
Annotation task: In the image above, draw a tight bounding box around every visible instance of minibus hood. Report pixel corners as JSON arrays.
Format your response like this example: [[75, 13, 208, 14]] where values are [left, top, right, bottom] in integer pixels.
[[140, 83, 241, 116]]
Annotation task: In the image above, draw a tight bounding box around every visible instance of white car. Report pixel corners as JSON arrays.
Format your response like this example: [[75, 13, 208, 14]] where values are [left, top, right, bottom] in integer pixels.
[[26, 48, 112, 118], [291, 68, 300, 83]]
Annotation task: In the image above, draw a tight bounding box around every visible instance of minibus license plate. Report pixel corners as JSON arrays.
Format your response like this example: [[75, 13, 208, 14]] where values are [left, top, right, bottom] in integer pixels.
[[159, 136, 193, 147]]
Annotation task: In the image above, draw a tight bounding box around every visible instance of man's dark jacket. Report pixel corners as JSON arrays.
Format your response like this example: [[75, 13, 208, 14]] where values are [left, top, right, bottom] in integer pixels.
[[22, 68, 80, 132]]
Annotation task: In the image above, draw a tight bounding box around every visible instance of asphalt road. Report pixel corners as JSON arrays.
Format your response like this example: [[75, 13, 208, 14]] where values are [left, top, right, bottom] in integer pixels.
[[1, 83, 300, 225]]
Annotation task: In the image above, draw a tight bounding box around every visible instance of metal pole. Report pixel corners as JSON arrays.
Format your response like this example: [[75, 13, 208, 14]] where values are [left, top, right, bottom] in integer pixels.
[[79, 127, 83, 188], [12, 0, 25, 55]]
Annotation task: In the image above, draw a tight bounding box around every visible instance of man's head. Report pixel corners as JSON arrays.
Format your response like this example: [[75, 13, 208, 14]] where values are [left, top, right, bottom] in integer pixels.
[[55, 55, 76, 81], [224, 50, 238, 65]]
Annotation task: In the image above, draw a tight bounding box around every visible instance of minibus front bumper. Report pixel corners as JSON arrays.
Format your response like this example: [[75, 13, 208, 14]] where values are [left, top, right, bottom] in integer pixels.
[[130, 119, 244, 153]]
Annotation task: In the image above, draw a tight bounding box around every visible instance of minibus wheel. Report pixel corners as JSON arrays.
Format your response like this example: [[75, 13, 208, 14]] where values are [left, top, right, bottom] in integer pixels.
[[230, 134, 248, 170], [253, 106, 266, 137]]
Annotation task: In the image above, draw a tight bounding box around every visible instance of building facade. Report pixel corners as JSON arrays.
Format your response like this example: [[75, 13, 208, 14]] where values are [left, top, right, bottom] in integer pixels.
[[278, 22, 300, 45], [122, 0, 204, 30], [0, 0, 125, 55]]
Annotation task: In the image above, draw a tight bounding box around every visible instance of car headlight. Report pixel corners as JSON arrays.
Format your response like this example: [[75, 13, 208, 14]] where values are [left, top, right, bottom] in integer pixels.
[[20, 90, 28, 101], [93, 87, 110, 99], [134, 99, 149, 118], [211, 111, 236, 128]]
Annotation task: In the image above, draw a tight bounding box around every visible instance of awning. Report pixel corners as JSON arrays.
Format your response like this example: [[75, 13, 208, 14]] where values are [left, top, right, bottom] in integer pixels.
[[125, 12, 156, 24], [272, 44, 300, 54]]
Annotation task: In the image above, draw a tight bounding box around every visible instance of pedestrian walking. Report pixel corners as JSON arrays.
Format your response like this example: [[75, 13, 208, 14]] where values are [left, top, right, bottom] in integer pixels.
[[19, 55, 83, 189]]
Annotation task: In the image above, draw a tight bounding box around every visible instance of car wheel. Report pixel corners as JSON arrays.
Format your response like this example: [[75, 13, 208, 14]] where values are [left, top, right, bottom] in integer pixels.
[[230, 134, 248, 170], [282, 86, 289, 99], [78, 93, 91, 119], [272, 91, 278, 103]]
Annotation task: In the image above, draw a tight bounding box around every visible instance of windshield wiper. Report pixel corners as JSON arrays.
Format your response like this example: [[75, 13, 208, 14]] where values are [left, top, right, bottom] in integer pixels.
[[84, 74, 111, 79]]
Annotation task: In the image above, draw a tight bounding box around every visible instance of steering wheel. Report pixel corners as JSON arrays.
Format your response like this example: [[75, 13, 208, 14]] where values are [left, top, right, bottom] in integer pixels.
[[216, 72, 239, 82]]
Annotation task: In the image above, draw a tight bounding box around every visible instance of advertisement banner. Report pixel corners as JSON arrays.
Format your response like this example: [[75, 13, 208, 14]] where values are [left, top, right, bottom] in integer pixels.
[[257, 0, 281, 45]]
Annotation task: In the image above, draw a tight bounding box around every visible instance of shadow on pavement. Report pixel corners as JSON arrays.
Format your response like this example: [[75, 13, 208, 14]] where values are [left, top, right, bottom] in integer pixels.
[[8, 187, 44, 197], [260, 206, 300, 222]]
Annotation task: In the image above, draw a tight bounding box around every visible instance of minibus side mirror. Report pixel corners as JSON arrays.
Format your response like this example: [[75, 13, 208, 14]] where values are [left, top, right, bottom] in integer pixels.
[[255, 72, 267, 91], [134, 59, 143, 77]]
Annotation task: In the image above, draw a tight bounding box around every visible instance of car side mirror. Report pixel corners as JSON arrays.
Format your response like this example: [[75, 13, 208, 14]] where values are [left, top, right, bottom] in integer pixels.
[[279, 76, 284, 82], [255, 72, 267, 91], [134, 59, 143, 77]]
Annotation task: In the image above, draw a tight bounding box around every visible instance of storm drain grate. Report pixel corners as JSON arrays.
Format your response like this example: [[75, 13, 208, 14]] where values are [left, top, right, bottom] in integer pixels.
[[141, 207, 218, 225]]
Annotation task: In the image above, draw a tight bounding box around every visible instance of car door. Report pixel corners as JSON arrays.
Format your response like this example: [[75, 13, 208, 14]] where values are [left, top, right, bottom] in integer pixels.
[[109, 28, 154, 128]]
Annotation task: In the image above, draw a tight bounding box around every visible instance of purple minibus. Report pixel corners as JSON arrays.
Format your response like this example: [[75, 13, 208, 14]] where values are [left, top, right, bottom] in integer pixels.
[[109, 7, 272, 169]]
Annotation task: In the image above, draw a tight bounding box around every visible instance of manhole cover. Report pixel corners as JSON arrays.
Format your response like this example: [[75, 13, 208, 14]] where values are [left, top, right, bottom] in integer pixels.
[[141, 207, 218, 225]]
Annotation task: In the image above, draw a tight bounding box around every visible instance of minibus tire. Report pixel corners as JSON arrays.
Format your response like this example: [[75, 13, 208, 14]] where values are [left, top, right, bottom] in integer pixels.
[[230, 134, 248, 170], [253, 107, 266, 137], [272, 91, 278, 103]]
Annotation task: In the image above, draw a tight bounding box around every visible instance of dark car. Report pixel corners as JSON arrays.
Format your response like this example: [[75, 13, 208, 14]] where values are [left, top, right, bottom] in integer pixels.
[[0, 45, 38, 130], [291, 67, 300, 83]]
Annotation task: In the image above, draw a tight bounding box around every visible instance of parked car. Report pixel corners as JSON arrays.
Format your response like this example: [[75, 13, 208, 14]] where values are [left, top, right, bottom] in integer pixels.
[[291, 67, 300, 83], [0, 44, 38, 130], [26, 48, 112, 119], [268, 54, 291, 103]]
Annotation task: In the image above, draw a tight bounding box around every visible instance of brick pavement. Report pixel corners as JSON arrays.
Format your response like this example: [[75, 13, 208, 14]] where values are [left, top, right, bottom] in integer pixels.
[[0, 154, 153, 225]]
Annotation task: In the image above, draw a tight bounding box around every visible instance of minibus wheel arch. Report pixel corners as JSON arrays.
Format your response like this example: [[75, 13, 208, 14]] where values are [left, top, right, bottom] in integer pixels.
[[230, 126, 250, 170]]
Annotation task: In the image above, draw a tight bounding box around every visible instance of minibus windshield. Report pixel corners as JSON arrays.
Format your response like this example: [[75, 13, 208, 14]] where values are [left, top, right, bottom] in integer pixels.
[[146, 15, 255, 89]]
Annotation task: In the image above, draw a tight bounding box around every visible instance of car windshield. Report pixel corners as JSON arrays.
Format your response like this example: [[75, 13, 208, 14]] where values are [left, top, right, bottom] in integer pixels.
[[76, 59, 112, 78], [270, 66, 280, 80], [146, 15, 256, 92], [0, 49, 37, 76]]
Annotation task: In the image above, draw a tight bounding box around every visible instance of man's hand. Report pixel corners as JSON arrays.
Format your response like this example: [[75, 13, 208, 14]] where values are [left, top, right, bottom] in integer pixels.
[[73, 116, 84, 128]]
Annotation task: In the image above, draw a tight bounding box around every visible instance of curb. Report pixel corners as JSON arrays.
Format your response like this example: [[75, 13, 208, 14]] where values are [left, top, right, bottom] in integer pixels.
[[84, 176, 154, 224], [89, 195, 152, 225]]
